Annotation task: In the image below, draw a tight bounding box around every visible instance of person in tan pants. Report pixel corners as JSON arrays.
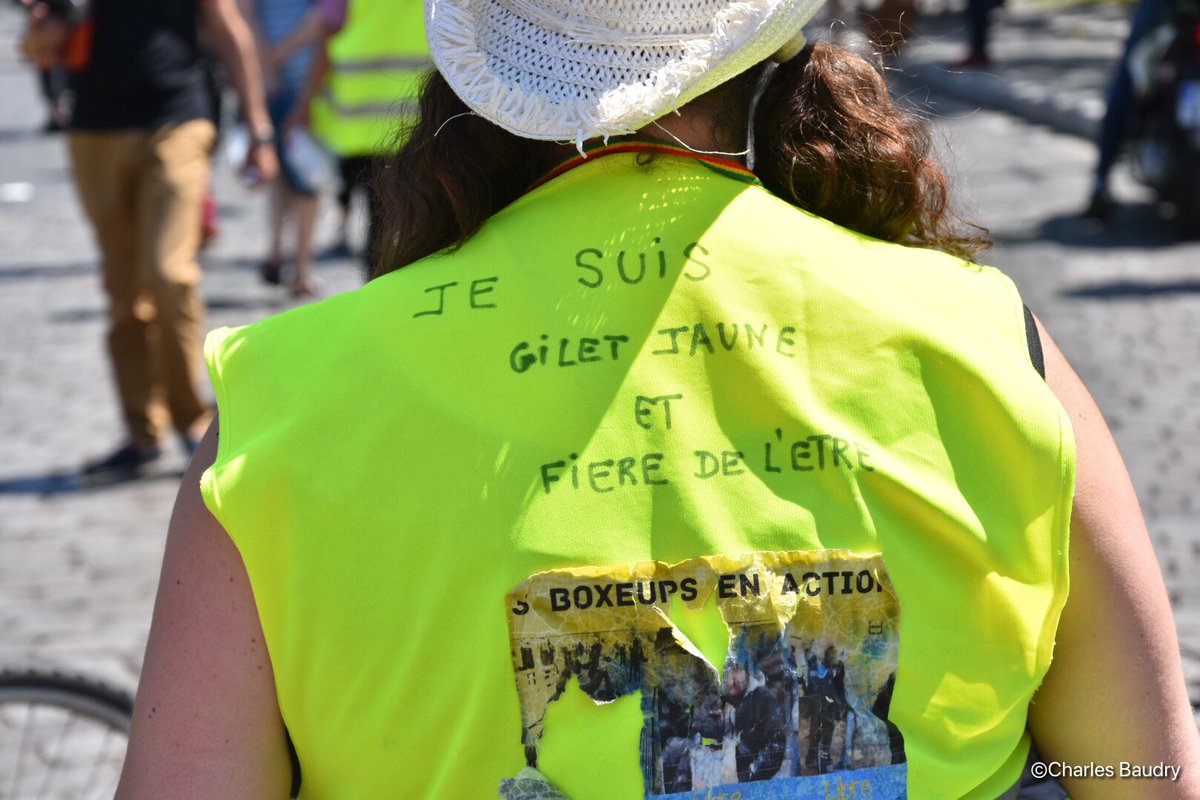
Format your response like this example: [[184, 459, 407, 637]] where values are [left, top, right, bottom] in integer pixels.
[[69, 120, 216, 459], [23, 0, 278, 475]]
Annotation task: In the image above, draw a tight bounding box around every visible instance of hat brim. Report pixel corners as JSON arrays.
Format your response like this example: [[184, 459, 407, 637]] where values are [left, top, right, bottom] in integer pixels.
[[427, 0, 825, 142]]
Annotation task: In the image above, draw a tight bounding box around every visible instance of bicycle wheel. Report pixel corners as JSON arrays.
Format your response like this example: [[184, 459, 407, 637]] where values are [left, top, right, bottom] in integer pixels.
[[0, 669, 134, 800]]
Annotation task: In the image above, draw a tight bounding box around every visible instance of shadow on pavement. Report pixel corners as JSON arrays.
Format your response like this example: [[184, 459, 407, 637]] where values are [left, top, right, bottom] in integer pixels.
[[0, 468, 184, 496], [0, 127, 42, 144], [997, 203, 1187, 250], [0, 262, 97, 282], [1061, 278, 1200, 299], [46, 294, 277, 324]]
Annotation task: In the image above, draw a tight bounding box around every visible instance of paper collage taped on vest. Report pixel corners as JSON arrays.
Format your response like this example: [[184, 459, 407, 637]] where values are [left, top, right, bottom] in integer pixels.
[[501, 550, 907, 799]]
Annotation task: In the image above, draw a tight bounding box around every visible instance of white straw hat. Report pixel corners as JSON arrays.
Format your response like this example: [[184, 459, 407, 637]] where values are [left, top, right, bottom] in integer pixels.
[[426, 0, 826, 144]]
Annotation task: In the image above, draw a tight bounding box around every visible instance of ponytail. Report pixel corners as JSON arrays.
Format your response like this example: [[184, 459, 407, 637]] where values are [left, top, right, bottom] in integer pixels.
[[752, 43, 988, 259]]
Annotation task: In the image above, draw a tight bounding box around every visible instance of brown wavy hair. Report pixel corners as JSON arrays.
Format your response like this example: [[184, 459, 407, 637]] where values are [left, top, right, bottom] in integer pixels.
[[374, 43, 987, 277]]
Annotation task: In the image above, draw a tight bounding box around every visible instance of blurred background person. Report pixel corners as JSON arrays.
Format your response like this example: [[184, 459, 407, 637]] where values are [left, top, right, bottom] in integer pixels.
[[288, 0, 427, 275], [21, 0, 278, 477], [262, 0, 350, 255], [197, 45, 227, 248], [1084, 0, 1175, 222], [13, 0, 75, 130], [36, 58, 71, 131], [241, 0, 323, 296]]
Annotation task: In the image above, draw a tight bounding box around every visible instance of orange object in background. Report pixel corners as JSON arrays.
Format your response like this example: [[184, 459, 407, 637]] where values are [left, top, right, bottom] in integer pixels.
[[63, 18, 93, 71]]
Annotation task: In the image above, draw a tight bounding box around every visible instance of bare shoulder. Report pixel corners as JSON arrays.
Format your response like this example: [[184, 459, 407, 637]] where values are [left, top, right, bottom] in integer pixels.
[[115, 419, 293, 800]]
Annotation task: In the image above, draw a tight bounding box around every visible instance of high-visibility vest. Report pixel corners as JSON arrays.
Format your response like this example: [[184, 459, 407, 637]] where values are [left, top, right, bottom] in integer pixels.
[[202, 146, 1074, 799], [310, 0, 430, 157]]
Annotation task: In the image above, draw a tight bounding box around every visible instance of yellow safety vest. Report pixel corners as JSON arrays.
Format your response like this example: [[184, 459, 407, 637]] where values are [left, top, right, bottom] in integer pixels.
[[310, 0, 430, 156], [202, 144, 1074, 799]]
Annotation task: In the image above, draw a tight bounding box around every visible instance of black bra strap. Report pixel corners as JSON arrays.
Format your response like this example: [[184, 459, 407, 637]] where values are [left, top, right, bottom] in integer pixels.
[[1023, 305, 1045, 380]]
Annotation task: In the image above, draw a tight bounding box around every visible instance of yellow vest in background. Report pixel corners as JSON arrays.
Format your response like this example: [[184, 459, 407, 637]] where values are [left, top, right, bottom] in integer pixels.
[[310, 0, 430, 156], [202, 149, 1074, 800]]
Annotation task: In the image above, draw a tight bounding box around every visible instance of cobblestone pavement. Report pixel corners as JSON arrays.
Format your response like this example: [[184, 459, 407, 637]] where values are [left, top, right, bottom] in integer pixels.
[[1, 0, 1197, 726]]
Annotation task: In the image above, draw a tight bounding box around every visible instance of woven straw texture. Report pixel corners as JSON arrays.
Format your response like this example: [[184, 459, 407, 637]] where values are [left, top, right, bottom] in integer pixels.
[[427, 0, 826, 142]]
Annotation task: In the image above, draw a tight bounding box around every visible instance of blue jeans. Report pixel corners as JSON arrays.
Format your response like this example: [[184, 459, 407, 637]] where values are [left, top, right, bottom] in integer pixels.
[[268, 88, 319, 196], [1095, 0, 1173, 183]]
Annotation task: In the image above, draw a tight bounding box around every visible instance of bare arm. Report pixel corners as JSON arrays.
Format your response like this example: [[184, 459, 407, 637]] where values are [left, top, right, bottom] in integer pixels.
[[19, 2, 69, 69], [115, 421, 292, 799], [234, 0, 276, 93], [1028, 318, 1200, 798], [283, 38, 330, 132], [234, 0, 269, 56], [200, 0, 278, 181]]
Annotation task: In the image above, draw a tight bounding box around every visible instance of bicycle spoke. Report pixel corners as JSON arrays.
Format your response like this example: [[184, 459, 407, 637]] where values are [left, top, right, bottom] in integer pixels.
[[83, 725, 118, 800], [0, 671, 133, 800], [11, 701, 37, 800], [37, 707, 78, 798]]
